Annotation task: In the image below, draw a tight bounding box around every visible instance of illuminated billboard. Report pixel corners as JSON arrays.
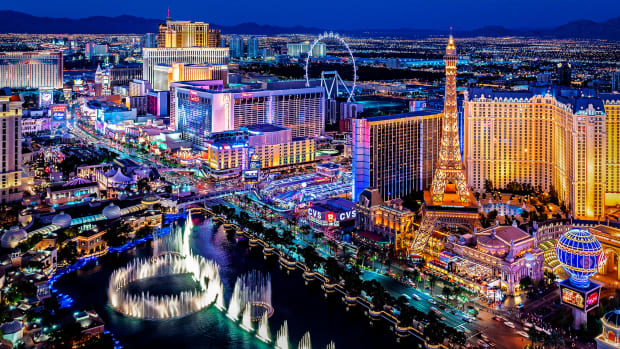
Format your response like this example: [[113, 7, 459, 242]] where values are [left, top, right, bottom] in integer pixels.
[[559, 279, 601, 311], [307, 207, 356, 227], [51, 104, 67, 120], [243, 152, 261, 183], [39, 87, 54, 107]]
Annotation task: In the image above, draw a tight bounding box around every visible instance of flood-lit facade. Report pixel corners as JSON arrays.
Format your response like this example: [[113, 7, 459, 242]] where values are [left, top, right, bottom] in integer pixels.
[[158, 20, 221, 48], [0, 51, 63, 89], [142, 48, 229, 84], [0, 96, 23, 203], [172, 81, 325, 147], [464, 88, 611, 219], [352, 110, 443, 202]]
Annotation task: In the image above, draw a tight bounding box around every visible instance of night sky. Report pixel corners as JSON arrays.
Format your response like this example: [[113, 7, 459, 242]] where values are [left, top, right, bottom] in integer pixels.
[[3, 0, 620, 29]]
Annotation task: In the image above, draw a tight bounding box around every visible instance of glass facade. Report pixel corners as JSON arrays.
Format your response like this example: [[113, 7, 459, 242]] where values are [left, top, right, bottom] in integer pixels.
[[353, 111, 443, 202], [173, 84, 325, 148]]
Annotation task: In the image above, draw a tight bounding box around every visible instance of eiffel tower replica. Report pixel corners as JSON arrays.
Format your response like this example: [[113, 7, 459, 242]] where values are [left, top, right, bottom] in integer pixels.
[[406, 35, 480, 255]]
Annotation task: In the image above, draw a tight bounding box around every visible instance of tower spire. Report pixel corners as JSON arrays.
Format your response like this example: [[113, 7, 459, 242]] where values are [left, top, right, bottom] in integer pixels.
[[429, 33, 469, 204]]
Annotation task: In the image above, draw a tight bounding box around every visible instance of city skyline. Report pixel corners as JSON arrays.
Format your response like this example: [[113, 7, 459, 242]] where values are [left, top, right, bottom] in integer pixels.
[[0, 10, 619, 349], [1, 0, 620, 30]]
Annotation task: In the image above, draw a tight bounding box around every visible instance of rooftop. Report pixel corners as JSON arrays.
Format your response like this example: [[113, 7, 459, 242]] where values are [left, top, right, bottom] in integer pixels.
[[245, 124, 289, 133], [362, 109, 442, 122]]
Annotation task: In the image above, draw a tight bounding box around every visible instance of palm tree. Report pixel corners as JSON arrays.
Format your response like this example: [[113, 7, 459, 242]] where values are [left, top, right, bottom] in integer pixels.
[[410, 268, 420, 288], [357, 246, 369, 268], [326, 239, 338, 256], [442, 287, 453, 302], [427, 274, 438, 295]]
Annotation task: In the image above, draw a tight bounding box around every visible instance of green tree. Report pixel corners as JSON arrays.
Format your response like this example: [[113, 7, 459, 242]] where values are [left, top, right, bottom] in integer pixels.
[[427, 274, 438, 295], [520, 276, 533, 291], [58, 241, 78, 265], [134, 225, 153, 239], [442, 286, 453, 301], [487, 209, 499, 224], [137, 177, 151, 193]]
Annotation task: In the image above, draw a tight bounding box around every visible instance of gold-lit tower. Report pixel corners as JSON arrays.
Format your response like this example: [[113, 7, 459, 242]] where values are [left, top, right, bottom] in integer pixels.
[[403, 35, 479, 255], [430, 35, 469, 204]]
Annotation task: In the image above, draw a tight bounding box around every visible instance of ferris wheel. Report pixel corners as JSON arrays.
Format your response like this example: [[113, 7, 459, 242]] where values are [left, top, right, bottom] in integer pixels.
[[304, 31, 357, 102]]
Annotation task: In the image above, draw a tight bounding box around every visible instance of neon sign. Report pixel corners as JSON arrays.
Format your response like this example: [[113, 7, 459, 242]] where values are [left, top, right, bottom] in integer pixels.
[[586, 292, 599, 308], [561, 287, 584, 309], [189, 90, 200, 102]]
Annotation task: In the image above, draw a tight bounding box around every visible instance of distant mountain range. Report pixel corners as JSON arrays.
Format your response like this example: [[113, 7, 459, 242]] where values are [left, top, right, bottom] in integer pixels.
[[1, 10, 620, 40]]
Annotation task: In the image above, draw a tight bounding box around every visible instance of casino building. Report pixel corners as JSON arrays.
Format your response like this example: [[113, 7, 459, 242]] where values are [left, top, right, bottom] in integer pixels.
[[464, 88, 620, 220], [204, 124, 315, 178], [152, 63, 228, 91], [142, 48, 229, 85], [352, 110, 443, 202], [171, 81, 325, 145], [0, 51, 63, 89]]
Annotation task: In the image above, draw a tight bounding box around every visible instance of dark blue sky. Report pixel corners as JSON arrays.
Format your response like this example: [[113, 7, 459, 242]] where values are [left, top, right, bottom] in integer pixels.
[[4, 0, 620, 29]]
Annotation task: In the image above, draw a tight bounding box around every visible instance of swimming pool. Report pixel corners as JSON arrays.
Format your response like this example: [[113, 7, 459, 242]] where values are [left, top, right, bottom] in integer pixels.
[[482, 203, 524, 216]]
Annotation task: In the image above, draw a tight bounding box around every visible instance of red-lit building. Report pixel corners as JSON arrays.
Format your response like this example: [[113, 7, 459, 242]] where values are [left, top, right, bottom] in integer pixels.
[[306, 197, 356, 239]]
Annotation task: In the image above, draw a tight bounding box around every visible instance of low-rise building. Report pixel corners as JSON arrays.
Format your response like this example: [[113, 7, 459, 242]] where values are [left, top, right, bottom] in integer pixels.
[[204, 124, 316, 179], [74, 228, 106, 256], [46, 177, 99, 206], [356, 188, 416, 245], [447, 223, 545, 295], [306, 197, 356, 239]]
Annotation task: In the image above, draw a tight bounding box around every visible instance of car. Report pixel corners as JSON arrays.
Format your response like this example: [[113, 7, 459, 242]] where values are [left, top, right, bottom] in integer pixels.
[[516, 330, 529, 338], [430, 307, 441, 315], [438, 295, 447, 300], [401, 294, 411, 300], [480, 334, 489, 341], [437, 304, 446, 310], [411, 294, 421, 301], [523, 321, 533, 328], [462, 316, 473, 322], [427, 298, 437, 305], [477, 339, 490, 348], [492, 316, 503, 322], [504, 321, 515, 328]]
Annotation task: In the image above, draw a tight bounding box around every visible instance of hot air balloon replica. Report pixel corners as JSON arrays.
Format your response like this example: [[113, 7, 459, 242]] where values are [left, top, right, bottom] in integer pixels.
[[555, 228, 604, 329]]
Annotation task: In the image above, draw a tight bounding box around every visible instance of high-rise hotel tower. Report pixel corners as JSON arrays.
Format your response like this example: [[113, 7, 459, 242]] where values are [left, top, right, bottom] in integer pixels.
[[0, 95, 22, 203], [158, 19, 221, 48], [144, 18, 228, 85], [464, 88, 619, 220], [0, 51, 63, 89]]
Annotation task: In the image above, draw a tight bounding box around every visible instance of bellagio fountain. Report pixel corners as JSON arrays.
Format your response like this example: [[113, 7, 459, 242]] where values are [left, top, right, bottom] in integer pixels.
[[108, 214, 225, 319], [107, 212, 336, 349]]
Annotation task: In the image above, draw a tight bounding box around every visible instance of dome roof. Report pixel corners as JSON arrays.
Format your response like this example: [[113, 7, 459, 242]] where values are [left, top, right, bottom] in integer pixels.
[[52, 211, 72, 228], [141, 193, 160, 205], [524, 252, 535, 261], [604, 309, 620, 328], [0, 320, 22, 335], [102, 203, 121, 219], [477, 230, 508, 255], [1, 226, 28, 249], [555, 228, 603, 287]]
